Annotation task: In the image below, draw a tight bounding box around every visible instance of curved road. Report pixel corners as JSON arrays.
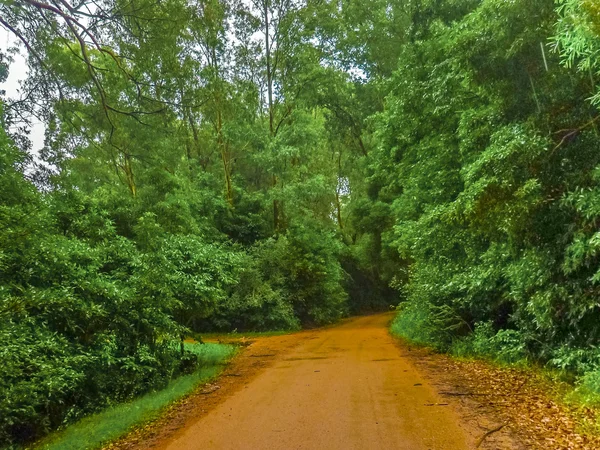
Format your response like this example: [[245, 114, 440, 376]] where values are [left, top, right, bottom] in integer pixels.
[[160, 314, 472, 450]]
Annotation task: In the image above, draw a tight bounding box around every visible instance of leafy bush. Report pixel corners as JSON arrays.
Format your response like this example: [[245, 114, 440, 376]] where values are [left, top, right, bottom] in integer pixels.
[[206, 263, 301, 332], [390, 300, 471, 350], [0, 131, 185, 447], [450, 322, 528, 365], [256, 224, 348, 326], [549, 347, 600, 376], [0, 234, 185, 447], [38, 343, 235, 450], [134, 232, 244, 330], [390, 300, 441, 347]]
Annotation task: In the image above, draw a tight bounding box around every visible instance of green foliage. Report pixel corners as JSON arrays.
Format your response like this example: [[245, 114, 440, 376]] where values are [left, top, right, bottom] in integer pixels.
[[254, 223, 348, 326], [569, 369, 600, 406], [376, 0, 600, 387], [390, 301, 442, 348], [206, 261, 301, 332], [135, 233, 244, 328], [553, 0, 600, 105], [450, 322, 528, 365], [36, 343, 235, 450], [10, 0, 600, 445], [390, 300, 471, 350]]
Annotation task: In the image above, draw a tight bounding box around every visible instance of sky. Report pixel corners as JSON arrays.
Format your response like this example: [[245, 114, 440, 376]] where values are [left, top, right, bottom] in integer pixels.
[[1, 29, 47, 152]]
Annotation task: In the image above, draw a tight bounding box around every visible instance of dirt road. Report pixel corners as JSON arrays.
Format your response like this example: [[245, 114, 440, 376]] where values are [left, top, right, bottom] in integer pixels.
[[158, 314, 473, 450]]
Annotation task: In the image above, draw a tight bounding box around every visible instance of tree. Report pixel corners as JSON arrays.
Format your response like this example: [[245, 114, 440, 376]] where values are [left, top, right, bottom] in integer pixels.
[[554, 0, 600, 106]]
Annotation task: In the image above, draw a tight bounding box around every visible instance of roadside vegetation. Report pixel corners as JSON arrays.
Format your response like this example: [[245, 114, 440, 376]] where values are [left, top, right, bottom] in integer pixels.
[[35, 343, 235, 450], [2, 0, 600, 447], [385, 0, 600, 410]]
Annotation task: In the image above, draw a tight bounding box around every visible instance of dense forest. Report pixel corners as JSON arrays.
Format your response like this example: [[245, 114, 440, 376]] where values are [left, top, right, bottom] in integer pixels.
[[1, 0, 600, 447]]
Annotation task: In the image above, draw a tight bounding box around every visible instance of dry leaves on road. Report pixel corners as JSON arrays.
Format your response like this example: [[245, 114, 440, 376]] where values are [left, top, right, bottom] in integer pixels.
[[400, 343, 600, 450]]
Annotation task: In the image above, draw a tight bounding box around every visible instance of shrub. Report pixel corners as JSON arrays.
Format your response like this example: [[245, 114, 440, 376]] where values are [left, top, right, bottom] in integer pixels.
[[207, 264, 301, 331], [256, 224, 348, 326], [391, 299, 471, 350], [451, 322, 528, 365]]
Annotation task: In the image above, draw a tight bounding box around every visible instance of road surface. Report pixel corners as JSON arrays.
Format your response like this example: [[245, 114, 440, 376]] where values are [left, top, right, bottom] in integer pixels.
[[159, 314, 472, 450]]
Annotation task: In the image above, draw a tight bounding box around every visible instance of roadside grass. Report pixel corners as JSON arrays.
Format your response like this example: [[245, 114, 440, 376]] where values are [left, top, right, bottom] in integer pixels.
[[389, 302, 444, 349], [192, 330, 291, 341], [34, 343, 236, 450]]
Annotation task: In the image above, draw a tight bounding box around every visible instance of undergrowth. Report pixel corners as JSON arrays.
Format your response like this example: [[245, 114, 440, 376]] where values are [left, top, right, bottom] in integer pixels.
[[33, 343, 236, 450], [391, 301, 600, 408]]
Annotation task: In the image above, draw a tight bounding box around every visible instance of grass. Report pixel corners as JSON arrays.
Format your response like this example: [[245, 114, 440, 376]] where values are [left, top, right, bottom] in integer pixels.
[[34, 343, 236, 450], [193, 329, 292, 341], [389, 302, 441, 348]]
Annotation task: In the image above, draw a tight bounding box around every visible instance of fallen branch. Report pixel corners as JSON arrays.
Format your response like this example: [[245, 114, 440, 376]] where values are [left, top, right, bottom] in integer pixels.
[[439, 391, 526, 397], [439, 392, 490, 396], [476, 423, 507, 448]]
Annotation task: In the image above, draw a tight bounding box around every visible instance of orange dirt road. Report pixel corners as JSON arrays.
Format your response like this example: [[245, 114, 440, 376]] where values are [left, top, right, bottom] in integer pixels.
[[159, 314, 473, 450]]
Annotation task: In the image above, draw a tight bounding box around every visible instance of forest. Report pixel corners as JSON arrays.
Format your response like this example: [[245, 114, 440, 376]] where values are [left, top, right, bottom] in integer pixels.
[[1, 0, 600, 447]]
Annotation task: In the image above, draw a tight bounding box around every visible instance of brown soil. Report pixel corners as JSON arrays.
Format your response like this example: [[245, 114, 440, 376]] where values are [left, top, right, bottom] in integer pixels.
[[105, 313, 600, 450]]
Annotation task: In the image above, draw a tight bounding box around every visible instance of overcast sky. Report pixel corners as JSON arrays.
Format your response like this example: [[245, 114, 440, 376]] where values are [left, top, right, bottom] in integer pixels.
[[1, 29, 46, 152]]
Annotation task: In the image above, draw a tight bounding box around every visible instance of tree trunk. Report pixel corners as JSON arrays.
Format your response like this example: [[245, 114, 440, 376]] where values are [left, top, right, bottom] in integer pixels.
[[264, 1, 274, 136], [123, 153, 136, 197]]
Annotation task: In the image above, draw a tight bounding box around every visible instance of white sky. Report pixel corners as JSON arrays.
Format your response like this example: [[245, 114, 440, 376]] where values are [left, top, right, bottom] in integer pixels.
[[1, 29, 46, 152]]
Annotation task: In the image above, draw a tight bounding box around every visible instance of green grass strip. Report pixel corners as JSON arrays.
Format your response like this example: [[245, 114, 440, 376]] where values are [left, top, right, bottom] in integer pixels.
[[193, 329, 291, 340], [35, 343, 236, 450]]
